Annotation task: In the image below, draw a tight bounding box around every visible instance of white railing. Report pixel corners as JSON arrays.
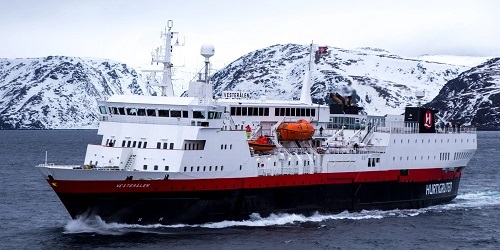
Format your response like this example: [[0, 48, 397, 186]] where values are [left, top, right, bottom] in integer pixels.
[[36, 164, 80, 169]]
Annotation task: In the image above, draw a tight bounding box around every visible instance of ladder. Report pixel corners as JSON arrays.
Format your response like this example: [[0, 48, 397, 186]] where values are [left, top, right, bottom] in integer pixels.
[[124, 154, 136, 171]]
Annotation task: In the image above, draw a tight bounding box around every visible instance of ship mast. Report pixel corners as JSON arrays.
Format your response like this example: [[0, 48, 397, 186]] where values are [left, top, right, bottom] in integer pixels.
[[300, 42, 313, 104], [147, 20, 181, 97]]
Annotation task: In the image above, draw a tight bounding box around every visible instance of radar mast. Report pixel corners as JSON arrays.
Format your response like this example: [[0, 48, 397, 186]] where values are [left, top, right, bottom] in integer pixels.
[[144, 20, 184, 96]]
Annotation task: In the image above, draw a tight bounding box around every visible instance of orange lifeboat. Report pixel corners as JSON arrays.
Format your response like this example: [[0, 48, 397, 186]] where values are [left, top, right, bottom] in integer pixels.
[[277, 119, 314, 141], [248, 136, 276, 152]]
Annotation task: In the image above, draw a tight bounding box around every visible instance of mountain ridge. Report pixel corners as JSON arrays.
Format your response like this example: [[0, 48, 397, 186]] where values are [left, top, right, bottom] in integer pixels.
[[0, 56, 146, 129], [0, 45, 497, 130]]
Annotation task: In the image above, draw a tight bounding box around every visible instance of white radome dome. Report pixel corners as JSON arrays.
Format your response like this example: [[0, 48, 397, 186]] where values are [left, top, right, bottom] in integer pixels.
[[201, 43, 215, 58]]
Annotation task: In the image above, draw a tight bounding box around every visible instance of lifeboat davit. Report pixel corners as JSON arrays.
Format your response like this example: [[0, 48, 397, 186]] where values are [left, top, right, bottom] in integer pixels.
[[248, 136, 276, 152], [277, 119, 314, 141]]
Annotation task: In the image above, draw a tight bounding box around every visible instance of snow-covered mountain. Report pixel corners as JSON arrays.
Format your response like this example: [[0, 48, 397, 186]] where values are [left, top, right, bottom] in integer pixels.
[[1, 45, 492, 130], [425, 58, 500, 130], [0, 56, 146, 129], [211, 44, 468, 115]]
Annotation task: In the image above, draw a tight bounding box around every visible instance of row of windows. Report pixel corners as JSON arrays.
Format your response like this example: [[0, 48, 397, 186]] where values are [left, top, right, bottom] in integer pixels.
[[275, 108, 315, 117], [394, 138, 474, 144], [143, 165, 170, 171], [106, 139, 116, 146], [101, 106, 222, 119], [454, 152, 473, 160], [368, 158, 380, 167], [440, 152, 450, 161], [231, 107, 269, 116], [394, 156, 437, 161], [157, 142, 175, 149], [184, 141, 205, 150], [229, 107, 317, 117], [184, 165, 224, 172], [259, 160, 311, 168], [221, 144, 233, 150], [122, 140, 147, 148]]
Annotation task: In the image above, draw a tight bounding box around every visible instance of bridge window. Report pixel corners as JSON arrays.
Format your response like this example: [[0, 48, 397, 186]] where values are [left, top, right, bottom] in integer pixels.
[[143, 142, 147, 148], [193, 110, 205, 119], [137, 109, 146, 116], [143, 165, 147, 170], [138, 141, 142, 148], [158, 109, 169, 117], [132, 141, 137, 147], [170, 110, 181, 117], [147, 109, 156, 116], [165, 166, 169, 171], [99, 106, 107, 114], [154, 165, 158, 170], [127, 108, 137, 116], [127, 141, 131, 147]]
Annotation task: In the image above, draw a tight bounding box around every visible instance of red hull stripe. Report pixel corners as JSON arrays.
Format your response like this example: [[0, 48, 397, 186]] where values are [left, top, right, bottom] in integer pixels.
[[48, 168, 461, 194]]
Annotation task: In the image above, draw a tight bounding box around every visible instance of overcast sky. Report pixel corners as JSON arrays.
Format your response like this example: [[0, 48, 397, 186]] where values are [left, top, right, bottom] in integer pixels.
[[1, 0, 498, 71]]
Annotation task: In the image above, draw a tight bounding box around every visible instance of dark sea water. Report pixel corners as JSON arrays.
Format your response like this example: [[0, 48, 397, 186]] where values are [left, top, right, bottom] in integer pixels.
[[0, 130, 499, 249]]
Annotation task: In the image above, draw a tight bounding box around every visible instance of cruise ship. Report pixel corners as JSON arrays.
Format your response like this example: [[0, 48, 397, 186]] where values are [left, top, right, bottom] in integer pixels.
[[37, 21, 477, 225]]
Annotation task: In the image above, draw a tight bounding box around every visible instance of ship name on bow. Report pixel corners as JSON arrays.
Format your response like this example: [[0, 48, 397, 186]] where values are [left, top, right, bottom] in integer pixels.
[[116, 183, 151, 188], [426, 182, 452, 195]]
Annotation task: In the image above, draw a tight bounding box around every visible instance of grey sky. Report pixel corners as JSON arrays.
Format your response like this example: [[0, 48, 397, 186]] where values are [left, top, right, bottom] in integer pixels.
[[0, 0, 498, 70]]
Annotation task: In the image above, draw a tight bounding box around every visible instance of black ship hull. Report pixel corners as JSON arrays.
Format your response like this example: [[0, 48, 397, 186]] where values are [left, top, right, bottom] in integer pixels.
[[55, 178, 460, 225]]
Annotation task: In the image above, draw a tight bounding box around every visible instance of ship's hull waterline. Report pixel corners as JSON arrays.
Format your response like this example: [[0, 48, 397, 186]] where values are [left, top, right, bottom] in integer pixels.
[[49, 170, 461, 225]]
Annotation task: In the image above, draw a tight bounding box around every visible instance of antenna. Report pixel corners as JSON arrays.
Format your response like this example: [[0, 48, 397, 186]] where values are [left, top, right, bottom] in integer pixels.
[[145, 20, 185, 96], [200, 43, 215, 83], [415, 89, 425, 107]]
